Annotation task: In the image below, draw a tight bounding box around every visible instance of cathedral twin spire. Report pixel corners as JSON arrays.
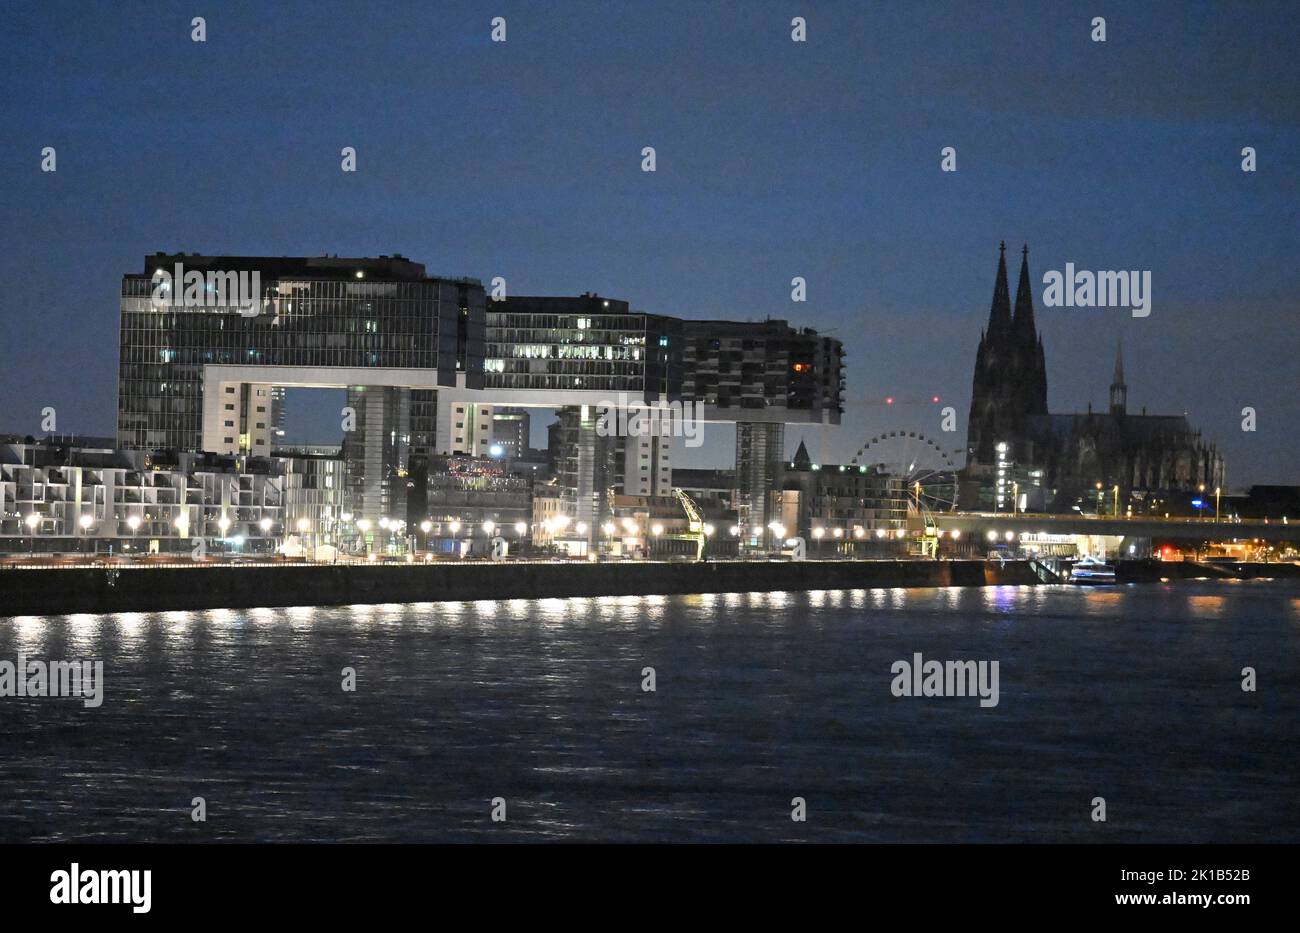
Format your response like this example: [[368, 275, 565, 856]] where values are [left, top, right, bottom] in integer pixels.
[[987, 241, 1039, 344], [967, 242, 1050, 465]]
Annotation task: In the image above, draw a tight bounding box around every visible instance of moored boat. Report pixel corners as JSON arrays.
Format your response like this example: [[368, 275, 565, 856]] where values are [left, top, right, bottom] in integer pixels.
[[1069, 556, 1117, 584]]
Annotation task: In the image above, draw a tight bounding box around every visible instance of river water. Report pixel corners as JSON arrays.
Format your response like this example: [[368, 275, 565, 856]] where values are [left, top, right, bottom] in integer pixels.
[[1, 580, 1297, 842]]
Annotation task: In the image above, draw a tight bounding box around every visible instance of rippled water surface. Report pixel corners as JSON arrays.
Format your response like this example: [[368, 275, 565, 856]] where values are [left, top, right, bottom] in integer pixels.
[[2, 580, 1298, 842]]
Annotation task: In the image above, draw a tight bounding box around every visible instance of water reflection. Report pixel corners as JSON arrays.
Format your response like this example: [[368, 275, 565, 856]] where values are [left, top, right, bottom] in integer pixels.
[[1, 580, 1296, 843]]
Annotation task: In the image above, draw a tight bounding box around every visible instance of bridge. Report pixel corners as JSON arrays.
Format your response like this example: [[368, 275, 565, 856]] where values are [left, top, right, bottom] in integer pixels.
[[928, 512, 1296, 543]]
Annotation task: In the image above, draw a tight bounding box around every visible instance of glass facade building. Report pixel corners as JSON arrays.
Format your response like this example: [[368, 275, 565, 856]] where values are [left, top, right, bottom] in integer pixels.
[[117, 254, 485, 453], [484, 295, 682, 400]]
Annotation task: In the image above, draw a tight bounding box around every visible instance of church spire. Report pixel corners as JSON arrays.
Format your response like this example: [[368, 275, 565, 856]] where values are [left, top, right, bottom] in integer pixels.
[[792, 437, 811, 468], [986, 242, 1012, 336], [1109, 339, 1127, 416], [1013, 244, 1038, 343]]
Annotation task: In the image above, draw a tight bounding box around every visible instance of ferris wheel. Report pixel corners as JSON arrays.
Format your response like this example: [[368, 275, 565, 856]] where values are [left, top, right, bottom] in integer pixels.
[[850, 429, 961, 514]]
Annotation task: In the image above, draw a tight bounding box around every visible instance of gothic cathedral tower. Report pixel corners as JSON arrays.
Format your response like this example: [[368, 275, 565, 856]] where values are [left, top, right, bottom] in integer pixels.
[[965, 243, 1048, 469]]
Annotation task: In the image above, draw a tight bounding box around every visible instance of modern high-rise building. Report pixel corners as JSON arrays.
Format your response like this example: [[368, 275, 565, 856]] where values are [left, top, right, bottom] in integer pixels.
[[118, 253, 485, 523], [269, 386, 288, 443], [117, 257, 845, 538], [681, 318, 845, 542], [490, 408, 530, 459], [118, 253, 485, 453]]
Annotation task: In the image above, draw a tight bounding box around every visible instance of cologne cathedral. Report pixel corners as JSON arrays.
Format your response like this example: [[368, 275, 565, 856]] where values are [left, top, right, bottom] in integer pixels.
[[959, 243, 1225, 513]]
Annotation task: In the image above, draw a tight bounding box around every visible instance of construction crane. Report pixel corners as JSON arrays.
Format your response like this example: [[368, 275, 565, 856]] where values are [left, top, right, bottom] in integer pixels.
[[671, 487, 707, 561]]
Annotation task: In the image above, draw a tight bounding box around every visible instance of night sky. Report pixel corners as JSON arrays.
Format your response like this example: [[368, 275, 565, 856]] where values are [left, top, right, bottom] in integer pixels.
[[2, 1, 1296, 485]]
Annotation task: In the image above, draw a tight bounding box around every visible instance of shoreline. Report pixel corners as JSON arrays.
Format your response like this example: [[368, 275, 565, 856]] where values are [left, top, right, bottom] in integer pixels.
[[2, 559, 1296, 617]]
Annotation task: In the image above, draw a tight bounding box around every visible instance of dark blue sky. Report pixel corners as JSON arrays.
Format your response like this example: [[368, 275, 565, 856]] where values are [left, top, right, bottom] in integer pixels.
[[2, 0, 1296, 485]]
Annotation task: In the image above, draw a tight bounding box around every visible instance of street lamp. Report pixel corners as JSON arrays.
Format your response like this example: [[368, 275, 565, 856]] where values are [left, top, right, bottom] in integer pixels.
[[514, 521, 527, 535], [79, 513, 94, 557], [25, 513, 40, 557], [297, 517, 311, 559], [216, 515, 229, 559], [1215, 486, 1221, 523]]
